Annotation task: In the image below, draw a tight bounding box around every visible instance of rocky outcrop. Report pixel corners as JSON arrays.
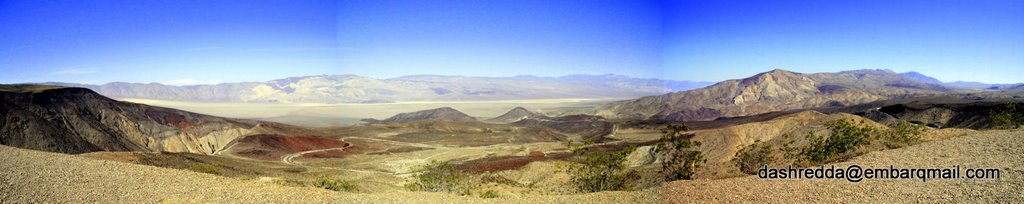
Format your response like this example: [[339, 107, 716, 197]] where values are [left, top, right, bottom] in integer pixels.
[[625, 146, 657, 167], [0, 85, 280, 154]]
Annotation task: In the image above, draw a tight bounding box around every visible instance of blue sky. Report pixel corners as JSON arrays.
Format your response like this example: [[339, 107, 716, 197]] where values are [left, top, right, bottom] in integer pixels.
[[664, 0, 1024, 83], [0, 0, 1021, 85]]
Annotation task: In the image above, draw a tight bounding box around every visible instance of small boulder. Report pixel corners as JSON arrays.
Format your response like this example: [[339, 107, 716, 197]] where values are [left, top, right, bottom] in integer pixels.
[[625, 146, 657, 167]]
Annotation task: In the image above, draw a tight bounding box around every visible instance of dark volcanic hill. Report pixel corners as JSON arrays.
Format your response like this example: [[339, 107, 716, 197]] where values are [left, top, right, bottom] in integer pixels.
[[597, 69, 952, 121], [375, 107, 477, 123], [0, 84, 289, 154], [486, 107, 546, 123]]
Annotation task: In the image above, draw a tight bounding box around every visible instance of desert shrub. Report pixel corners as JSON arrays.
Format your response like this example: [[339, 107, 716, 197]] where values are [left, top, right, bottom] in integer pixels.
[[273, 179, 307, 187], [479, 190, 500, 199], [564, 138, 593, 155], [313, 176, 358, 192], [799, 119, 876, 164], [405, 160, 474, 195], [733, 140, 775, 175], [988, 103, 1024, 129], [656, 123, 705, 181], [880, 120, 926, 148], [282, 167, 307, 173], [778, 134, 801, 161], [480, 174, 522, 187], [560, 145, 637, 193], [188, 163, 222, 175]]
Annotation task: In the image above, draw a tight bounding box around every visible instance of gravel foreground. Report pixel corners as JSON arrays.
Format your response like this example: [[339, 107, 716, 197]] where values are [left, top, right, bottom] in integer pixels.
[[0, 144, 657, 203], [2, 129, 1021, 203], [663, 129, 1024, 203]]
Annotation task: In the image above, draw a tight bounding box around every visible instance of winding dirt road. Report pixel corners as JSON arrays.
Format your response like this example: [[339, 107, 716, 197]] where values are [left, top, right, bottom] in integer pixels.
[[281, 147, 349, 164]]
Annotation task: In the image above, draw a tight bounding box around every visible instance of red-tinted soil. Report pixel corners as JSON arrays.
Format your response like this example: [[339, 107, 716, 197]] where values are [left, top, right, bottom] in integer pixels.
[[302, 150, 346, 158], [145, 109, 196, 129], [456, 151, 573, 174]]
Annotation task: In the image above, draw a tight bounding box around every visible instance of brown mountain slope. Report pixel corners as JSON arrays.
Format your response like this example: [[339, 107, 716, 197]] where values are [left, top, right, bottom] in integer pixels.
[[372, 107, 477, 123], [597, 69, 949, 121], [0, 84, 292, 154]]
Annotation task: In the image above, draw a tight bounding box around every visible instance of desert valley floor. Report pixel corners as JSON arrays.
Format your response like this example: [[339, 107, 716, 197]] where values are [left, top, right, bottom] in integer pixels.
[[2, 128, 1021, 203]]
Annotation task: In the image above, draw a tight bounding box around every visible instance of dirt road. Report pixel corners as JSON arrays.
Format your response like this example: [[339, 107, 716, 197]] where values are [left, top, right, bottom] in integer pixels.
[[281, 147, 348, 164]]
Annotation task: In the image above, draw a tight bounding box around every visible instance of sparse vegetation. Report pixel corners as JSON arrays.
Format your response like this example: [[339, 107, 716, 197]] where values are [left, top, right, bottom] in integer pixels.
[[480, 174, 523, 187], [479, 190, 500, 199], [313, 176, 358, 192], [565, 138, 593, 155], [272, 179, 307, 187], [988, 103, 1023, 129], [880, 120, 926, 148], [733, 140, 776, 175], [656, 123, 705, 181], [559, 142, 637, 193], [187, 163, 222, 175], [798, 119, 877, 165], [405, 160, 474, 195]]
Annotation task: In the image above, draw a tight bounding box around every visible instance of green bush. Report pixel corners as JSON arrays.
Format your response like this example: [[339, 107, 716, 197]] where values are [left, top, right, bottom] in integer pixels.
[[560, 145, 637, 193], [988, 103, 1023, 129], [313, 176, 357, 192], [732, 140, 775, 175], [565, 138, 593, 155], [272, 179, 307, 187], [188, 163, 222, 175], [799, 119, 876, 164], [656, 123, 705, 181], [479, 190, 500, 199], [480, 174, 522, 187], [881, 120, 926, 148], [405, 160, 474, 195]]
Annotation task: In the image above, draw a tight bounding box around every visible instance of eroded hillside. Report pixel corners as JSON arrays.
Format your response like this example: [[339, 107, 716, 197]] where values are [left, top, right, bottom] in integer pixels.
[[0, 85, 301, 154]]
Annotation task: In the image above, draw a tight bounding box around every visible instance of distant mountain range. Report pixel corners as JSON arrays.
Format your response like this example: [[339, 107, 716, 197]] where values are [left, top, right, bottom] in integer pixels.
[[49, 74, 713, 103], [898, 71, 1022, 90], [596, 69, 969, 121]]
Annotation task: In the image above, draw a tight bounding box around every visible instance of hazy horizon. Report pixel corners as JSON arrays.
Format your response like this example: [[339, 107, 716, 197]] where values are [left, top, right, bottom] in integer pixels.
[[2, 0, 1022, 85], [26, 68, 1013, 87]]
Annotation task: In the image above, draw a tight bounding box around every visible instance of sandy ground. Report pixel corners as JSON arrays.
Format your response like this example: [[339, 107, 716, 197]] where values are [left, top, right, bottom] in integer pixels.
[[663, 129, 1024, 203], [0, 144, 656, 203]]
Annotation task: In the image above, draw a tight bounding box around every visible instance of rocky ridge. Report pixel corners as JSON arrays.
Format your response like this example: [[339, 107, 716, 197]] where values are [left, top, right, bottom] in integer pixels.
[[597, 69, 951, 121]]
